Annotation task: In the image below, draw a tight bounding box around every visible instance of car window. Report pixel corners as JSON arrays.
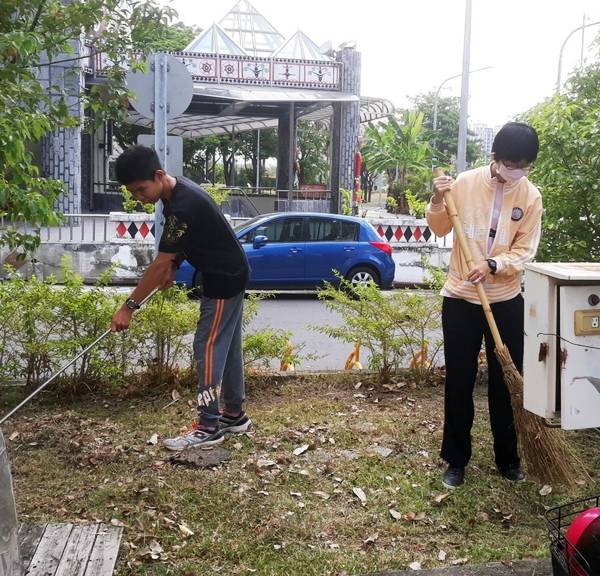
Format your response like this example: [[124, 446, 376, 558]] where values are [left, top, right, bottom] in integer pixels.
[[307, 218, 358, 242], [251, 217, 304, 243]]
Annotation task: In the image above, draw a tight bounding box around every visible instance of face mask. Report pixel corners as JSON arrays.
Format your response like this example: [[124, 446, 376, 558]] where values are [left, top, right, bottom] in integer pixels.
[[497, 162, 530, 182]]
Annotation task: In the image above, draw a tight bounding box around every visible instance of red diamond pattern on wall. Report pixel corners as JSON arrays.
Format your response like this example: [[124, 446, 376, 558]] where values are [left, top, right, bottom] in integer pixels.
[[413, 227, 422, 241], [116, 222, 127, 237], [139, 222, 150, 238], [394, 227, 403, 241]]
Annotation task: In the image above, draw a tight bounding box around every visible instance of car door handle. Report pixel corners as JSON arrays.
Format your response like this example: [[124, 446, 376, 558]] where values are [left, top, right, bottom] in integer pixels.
[[343, 246, 356, 252], [289, 247, 302, 254]]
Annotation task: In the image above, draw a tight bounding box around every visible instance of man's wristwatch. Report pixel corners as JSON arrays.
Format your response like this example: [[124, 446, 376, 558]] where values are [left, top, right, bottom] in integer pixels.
[[486, 259, 498, 275], [125, 297, 141, 310]]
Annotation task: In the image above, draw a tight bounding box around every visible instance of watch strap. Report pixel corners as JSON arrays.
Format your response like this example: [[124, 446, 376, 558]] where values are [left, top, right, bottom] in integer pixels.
[[125, 297, 141, 310]]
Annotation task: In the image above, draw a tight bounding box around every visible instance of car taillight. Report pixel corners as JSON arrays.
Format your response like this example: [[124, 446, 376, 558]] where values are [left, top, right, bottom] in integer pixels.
[[369, 241, 392, 256]]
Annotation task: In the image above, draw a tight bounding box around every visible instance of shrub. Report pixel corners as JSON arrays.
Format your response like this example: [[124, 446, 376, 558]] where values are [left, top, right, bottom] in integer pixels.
[[0, 264, 310, 394], [242, 293, 303, 370], [314, 273, 443, 383]]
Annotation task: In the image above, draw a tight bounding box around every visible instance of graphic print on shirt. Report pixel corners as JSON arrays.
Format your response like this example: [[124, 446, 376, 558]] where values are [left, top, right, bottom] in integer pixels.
[[162, 214, 188, 245]]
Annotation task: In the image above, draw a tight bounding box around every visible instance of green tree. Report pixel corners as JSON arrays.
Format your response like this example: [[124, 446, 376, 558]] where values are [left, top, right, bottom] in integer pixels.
[[524, 63, 600, 261], [237, 129, 278, 187], [0, 0, 173, 253], [410, 92, 483, 165], [362, 111, 431, 213], [296, 120, 329, 186]]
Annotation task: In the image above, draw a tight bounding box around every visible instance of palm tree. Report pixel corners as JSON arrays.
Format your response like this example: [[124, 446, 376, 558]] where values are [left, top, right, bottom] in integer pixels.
[[362, 111, 431, 213]]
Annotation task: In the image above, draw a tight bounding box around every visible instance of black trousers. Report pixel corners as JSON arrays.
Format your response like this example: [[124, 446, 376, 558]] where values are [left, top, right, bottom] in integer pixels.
[[440, 295, 523, 471]]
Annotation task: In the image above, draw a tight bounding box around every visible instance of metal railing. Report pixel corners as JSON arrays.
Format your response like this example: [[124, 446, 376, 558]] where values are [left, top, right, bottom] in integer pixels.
[[1, 214, 113, 244]]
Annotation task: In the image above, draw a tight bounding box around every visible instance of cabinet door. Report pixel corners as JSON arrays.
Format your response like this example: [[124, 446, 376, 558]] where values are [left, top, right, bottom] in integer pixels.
[[523, 270, 558, 418], [559, 285, 600, 430]]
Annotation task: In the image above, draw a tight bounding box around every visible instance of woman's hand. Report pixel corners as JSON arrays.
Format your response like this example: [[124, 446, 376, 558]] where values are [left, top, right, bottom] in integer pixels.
[[432, 175, 454, 204], [467, 261, 491, 285]]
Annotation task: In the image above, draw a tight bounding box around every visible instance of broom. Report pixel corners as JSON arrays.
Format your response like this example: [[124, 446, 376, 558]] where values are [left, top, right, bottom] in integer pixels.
[[433, 167, 587, 486]]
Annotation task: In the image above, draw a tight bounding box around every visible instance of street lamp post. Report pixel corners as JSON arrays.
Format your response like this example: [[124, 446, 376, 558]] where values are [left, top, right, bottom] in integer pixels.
[[457, 0, 472, 175], [556, 19, 600, 92], [432, 66, 492, 158]]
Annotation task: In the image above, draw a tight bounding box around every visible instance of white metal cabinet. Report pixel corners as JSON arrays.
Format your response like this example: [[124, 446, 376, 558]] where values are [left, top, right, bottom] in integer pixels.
[[523, 263, 600, 430]]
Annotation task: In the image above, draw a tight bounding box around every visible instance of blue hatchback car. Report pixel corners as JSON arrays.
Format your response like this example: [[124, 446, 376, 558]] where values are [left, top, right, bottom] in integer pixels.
[[175, 212, 395, 290]]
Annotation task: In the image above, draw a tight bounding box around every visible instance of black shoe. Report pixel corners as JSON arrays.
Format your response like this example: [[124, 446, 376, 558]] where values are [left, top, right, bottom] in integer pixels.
[[500, 465, 526, 482], [219, 411, 252, 434], [442, 466, 465, 489]]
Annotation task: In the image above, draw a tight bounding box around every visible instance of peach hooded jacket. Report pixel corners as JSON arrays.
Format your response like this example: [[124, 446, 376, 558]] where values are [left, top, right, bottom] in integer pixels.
[[426, 165, 543, 304]]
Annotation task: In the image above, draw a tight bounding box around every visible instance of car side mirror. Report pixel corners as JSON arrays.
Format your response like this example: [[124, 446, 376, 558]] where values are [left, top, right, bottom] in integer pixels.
[[253, 235, 268, 249]]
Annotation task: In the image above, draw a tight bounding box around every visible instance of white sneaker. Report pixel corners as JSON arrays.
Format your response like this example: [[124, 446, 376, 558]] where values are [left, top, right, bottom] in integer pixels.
[[163, 427, 224, 451]]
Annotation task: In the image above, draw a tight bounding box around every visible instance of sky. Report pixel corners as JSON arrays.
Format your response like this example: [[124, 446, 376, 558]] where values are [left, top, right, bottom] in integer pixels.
[[164, 0, 600, 126]]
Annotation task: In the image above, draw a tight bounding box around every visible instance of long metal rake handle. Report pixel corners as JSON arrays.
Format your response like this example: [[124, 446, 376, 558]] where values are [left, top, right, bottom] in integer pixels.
[[0, 290, 157, 426]]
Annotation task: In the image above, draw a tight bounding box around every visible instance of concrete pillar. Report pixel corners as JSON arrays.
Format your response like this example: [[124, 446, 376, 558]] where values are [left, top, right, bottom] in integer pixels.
[[276, 105, 296, 194], [331, 47, 361, 213], [40, 39, 84, 214]]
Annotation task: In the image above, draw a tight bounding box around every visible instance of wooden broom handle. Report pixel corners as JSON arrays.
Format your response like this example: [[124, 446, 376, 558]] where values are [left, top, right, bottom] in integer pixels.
[[433, 168, 505, 350]]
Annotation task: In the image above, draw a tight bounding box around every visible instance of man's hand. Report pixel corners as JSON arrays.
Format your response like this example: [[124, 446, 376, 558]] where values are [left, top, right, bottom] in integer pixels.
[[432, 174, 454, 204], [111, 305, 134, 332], [467, 261, 491, 285]]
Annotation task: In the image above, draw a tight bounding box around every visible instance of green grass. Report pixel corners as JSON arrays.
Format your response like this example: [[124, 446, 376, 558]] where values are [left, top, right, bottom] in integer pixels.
[[3, 374, 599, 575]]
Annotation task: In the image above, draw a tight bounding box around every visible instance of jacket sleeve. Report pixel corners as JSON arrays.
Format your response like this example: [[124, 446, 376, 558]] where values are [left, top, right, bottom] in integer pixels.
[[426, 197, 452, 237], [494, 195, 543, 276]]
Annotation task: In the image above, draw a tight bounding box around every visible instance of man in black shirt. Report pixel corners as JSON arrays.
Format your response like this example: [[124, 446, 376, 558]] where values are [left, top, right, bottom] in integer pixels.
[[111, 146, 251, 449]]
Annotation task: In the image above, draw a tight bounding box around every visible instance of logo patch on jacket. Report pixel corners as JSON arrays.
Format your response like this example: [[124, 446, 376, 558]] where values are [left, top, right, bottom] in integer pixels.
[[511, 207, 524, 221]]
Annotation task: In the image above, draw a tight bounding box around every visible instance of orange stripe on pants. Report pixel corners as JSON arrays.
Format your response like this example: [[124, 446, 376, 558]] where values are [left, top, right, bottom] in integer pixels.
[[204, 299, 224, 385]]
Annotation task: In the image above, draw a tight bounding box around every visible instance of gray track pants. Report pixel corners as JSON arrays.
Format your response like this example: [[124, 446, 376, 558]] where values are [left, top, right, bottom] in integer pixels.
[[193, 292, 245, 427]]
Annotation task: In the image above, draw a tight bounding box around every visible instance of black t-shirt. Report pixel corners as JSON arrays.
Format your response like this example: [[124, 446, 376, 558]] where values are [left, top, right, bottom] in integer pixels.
[[158, 177, 249, 299]]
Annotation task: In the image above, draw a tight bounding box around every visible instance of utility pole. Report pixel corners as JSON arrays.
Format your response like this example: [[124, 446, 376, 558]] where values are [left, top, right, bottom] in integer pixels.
[[457, 0, 472, 174]]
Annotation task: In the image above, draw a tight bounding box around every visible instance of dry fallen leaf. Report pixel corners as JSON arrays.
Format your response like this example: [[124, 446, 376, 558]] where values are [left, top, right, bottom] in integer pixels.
[[451, 558, 468, 566], [477, 511, 490, 522], [409, 561, 422, 571], [110, 518, 126, 527], [404, 511, 426, 522], [8, 432, 19, 441], [171, 389, 181, 401], [313, 491, 330, 500], [363, 534, 378, 546], [147, 434, 158, 446], [389, 509, 402, 521], [256, 458, 276, 468], [539, 485, 553, 496], [438, 550, 447, 562], [293, 444, 309, 456], [147, 540, 163, 560], [353, 487, 367, 504], [432, 493, 450, 505], [178, 523, 194, 537]]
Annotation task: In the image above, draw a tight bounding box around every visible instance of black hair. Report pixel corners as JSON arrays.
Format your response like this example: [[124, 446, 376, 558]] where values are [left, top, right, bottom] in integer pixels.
[[115, 145, 162, 184], [491, 122, 539, 163]]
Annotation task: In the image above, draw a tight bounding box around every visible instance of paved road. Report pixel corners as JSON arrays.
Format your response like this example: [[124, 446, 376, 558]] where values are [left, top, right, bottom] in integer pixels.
[[246, 293, 356, 371]]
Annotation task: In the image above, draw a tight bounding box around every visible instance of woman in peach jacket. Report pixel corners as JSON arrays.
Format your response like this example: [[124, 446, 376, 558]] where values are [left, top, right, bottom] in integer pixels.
[[427, 122, 542, 490]]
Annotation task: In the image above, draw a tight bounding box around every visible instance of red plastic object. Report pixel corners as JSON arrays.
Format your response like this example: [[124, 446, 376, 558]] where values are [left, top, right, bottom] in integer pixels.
[[566, 507, 600, 576]]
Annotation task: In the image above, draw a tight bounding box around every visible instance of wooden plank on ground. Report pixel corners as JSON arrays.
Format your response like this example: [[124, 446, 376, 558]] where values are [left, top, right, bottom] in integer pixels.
[[83, 524, 123, 576], [26, 523, 73, 576], [18, 524, 46, 570], [54, 524, 99, 576]]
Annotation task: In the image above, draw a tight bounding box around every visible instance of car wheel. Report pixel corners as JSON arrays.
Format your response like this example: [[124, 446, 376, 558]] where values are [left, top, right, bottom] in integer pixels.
[[345, 266, 380, 288]]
